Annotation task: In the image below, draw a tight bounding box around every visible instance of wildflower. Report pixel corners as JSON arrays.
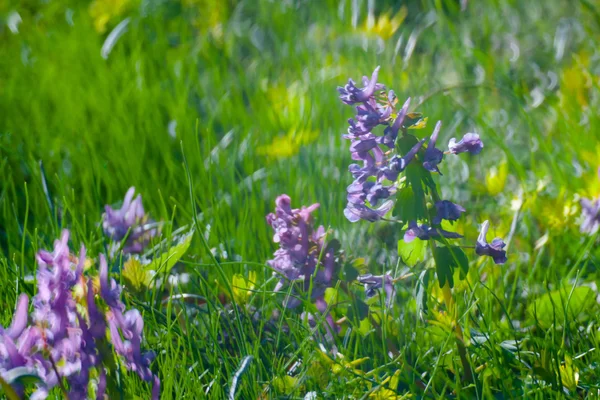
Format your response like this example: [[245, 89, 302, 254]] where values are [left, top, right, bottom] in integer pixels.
[[99, 255, 159, 396], [267, 196, 341, 341], [475, 220, 507, 264], [423, 121, 444, 174], [580, 197, 600, 235], [433, 201, 466, 225], [32, 230, 87, 398], [0, 231, 160, 399], [0, 295, 32, 396], [102, 187, 146, 240], [344, 200, 394, 223], [337, 67, 383, 105], [102, 187, 158, 255], [301, 297, 340, 341], [379, 98, 410, 149], [266, 195, 339, 308], [448, 133, 483, 155], [357, 273, 396, 307], [403, 221, 463, 243], [380, 139, 426, 181]]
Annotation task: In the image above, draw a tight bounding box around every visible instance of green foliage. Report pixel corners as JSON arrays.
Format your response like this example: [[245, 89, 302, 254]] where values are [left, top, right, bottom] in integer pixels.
[[397, 236, 426, 267], [145, 229, 194, 276], [432, 245, 469, 288], [1, 0, 600, 397], [528, 286, 597, 328]]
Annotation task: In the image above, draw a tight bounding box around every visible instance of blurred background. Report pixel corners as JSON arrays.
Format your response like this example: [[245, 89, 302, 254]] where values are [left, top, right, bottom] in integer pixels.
[[2, 0, 599, 262], [2, 0, 600, 295]]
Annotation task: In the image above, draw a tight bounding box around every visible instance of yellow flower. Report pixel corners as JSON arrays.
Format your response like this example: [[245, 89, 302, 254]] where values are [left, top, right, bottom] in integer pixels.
[[485, 159, 508, 196], [182, 0, 228, 40], [369, 370, 411, 399], [122, 257, 151, 294], [559, 51, 594, 109], [232, 271, 256, 305], [89, 0, 135, 33], [257, 128, 319, 159], [559, 354, 579, 392], [362, 8, 407, 40]]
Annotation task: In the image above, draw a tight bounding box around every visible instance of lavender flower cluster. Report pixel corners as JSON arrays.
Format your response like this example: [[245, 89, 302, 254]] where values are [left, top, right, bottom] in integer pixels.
[[1, 233, 159, 396], [266, 195, 340, 334], [338, 67, 507, 265], [580, 197, 600, 235], [102, 187, 159, 255], [580, 170, 600, 235], [338, 67, 483, 224]]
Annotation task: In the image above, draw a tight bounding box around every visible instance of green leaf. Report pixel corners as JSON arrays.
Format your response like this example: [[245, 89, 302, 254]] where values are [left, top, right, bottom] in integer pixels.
[[398, 237, 426, 267], [122, 258, 151, 294], [324, 287, 338, 306], [528, 286, 597, 328], [144, 229, 194, 274], [395, 185, 428, 223], [343, 258, 365, 281], [347, 298, 370, 321], [272, 375, 298, 395], [357, 318, 373, 337], [0, 376, 20, 400], [432, 245, 469, 288]]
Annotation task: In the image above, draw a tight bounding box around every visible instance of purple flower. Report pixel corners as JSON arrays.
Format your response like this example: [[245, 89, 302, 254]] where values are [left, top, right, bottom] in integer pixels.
[[99, 254, 160, 398], [404, 221, 463, 243], [357, 273, 396, 308], [0, 230, 160, 399], [102, 187, 158, 255], [0, 295, 33, 396], [380, 139, 426, 181], [423, 121, 444, 174], [107, 310, 156, 382], [337, 66, 383, 105], [475, 220, 507, 264], [301, 297, 340, 342], [344, 200, 394, 223], [433, 201, 466, 225], [32, 230, 85, 390], [1, 294, 29, 340], [379, 98, 410, 149], [448, 133, 483, 155], [266, 195, 339, 309], [580, 197, 600, 235]]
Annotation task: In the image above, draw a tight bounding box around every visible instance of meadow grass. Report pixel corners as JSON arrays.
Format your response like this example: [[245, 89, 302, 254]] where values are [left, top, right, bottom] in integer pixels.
[[1, 0, 600, 398]]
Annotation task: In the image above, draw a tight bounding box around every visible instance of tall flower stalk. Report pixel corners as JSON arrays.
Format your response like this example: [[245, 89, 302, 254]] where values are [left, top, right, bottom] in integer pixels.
[[337, 67, 507, 384], [266, 195, 341, 338]]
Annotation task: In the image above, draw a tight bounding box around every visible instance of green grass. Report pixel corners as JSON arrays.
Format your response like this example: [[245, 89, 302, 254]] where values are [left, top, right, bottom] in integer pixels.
[[2, 0, 600, 398]]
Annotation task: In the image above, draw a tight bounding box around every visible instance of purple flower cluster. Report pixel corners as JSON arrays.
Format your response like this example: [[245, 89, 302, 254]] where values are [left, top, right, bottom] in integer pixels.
[[580, 197, 600, 235], [266, 195, 338, 307], [475, 221, 507, 264], [338, 68, 484, 224], [100, 255, 160, 397], [266, 195, 340, 335], [357, 273, 396, 308], [0, 230, 160, 399], [102, 187, 158, 255]]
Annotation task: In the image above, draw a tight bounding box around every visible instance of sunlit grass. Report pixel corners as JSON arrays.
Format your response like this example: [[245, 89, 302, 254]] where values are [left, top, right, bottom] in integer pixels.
[[1, 0, 600, 398]]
